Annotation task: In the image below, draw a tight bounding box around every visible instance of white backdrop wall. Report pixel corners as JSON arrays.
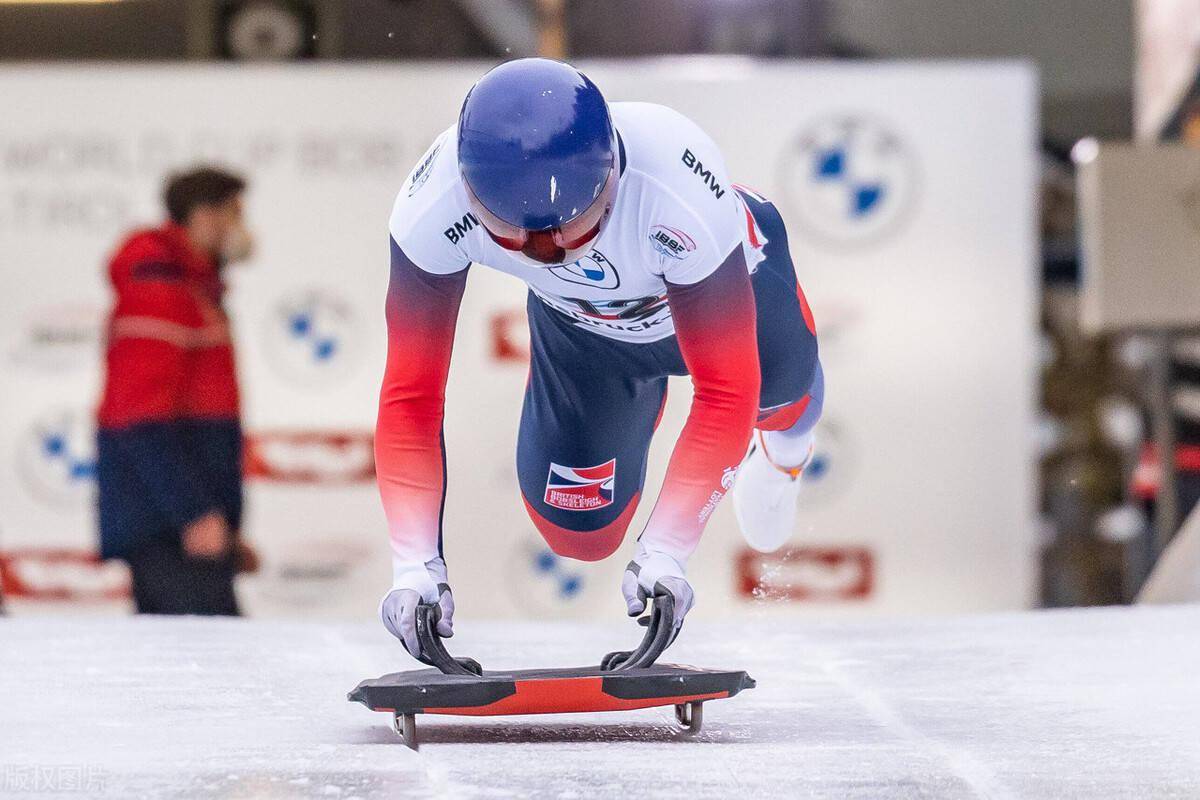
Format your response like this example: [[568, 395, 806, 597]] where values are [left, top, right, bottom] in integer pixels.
[[0, 61, 1038, 623]]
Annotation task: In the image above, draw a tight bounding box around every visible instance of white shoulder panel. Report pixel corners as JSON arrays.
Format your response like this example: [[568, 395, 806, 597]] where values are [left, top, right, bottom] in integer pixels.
[[388, 126, 471, 275]]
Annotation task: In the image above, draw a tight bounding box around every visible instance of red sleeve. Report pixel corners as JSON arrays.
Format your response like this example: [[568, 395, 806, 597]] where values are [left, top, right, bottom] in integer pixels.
[[98, 236, 203, 428], [375, 239, 468, 570], [640, 246, 760, 562]]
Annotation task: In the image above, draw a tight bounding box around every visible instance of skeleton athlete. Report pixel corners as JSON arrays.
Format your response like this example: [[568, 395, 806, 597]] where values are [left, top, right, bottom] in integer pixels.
[[377, 58, 824, 658]]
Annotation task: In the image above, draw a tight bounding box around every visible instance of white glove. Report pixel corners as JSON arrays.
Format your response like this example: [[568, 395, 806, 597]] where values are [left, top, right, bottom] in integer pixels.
[[621, 543, 695, 640], [380, 556, 454, 660]]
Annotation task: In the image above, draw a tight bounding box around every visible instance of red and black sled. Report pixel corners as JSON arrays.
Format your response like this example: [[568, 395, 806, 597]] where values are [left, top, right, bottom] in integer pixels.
[[348, 598, 755, 749]]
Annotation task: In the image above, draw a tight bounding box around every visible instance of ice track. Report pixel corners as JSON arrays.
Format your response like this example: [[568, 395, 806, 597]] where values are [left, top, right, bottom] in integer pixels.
[[2, 605, 1198, 799]]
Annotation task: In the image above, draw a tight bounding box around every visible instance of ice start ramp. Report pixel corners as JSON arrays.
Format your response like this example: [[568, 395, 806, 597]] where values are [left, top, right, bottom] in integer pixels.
[[1, 606, 1198, 799]]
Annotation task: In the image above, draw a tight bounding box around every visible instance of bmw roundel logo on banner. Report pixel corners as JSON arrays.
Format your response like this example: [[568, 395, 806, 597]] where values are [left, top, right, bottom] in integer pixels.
[[506, 540, 588, 616], [780, 115, 918, 247], [17, 409, 97, 508], [796, 419, 854, 506], [263, 288, 364, 387]]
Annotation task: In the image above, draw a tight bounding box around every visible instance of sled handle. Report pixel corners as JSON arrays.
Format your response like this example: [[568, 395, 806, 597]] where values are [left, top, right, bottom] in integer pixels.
[[415, 603, 483, 676], [601, 591, 677, 671]]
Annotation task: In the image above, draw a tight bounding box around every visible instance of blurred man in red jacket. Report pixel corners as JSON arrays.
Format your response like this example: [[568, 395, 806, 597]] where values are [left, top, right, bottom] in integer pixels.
[[96, 167, 258, 615]]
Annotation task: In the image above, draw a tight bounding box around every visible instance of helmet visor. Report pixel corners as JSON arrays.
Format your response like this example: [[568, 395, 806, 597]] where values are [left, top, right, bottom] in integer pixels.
[[464, 159, 618, 265]]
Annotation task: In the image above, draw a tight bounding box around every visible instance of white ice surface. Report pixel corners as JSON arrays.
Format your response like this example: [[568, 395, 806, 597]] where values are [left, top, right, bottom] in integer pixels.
[[2, 605, 1199, 799]]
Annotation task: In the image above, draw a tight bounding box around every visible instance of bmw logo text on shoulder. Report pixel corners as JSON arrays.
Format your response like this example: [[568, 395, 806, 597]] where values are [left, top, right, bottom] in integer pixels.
[[780, 115, 918, 247], [548, 249, 620, 289]]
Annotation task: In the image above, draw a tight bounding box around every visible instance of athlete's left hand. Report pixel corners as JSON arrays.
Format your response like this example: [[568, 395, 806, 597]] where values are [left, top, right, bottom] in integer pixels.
[[621, 543, 695, 642]]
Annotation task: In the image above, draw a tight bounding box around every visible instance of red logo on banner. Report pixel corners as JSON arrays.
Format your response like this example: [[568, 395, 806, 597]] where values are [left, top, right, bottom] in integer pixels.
[[0, 549, 129, 602], [736, 546, 874, 601], [544, 459, 616, 511], [243, 431, 375, 484]]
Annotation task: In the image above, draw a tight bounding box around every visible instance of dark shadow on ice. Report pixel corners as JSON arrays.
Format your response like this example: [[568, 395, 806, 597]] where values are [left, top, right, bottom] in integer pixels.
[[417, 721, 752, 745], [346, 719, 762, 746]]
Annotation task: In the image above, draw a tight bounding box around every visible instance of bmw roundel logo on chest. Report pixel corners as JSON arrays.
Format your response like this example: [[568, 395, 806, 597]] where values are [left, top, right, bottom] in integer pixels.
[[548, 250, 621, 290]]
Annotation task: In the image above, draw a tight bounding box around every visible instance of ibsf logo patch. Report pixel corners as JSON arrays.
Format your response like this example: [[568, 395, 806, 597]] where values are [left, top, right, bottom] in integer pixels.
[[648, 225, 696, 260], [544, 459, 616, 511], [407, 137, 444, 196]]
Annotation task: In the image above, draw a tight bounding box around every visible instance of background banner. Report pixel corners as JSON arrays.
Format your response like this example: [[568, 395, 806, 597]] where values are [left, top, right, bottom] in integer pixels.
[[0, 61, 1038, 622]]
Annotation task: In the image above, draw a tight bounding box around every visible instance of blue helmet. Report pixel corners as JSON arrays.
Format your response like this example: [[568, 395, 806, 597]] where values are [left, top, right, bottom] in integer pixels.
[[458, 58, 618, 264]]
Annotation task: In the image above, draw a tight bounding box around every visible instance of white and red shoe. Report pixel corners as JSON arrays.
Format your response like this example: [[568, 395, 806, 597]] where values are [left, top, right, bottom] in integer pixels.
[[731, 430, 813, 553]]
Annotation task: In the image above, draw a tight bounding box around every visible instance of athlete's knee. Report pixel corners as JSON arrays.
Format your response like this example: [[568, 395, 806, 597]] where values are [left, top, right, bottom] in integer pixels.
[[521, 492, 640, 561], [758, 360, 824, 435]]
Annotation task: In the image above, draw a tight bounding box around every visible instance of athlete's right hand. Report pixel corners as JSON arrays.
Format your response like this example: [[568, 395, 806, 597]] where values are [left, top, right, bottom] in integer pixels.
[[622, 543, 695, 643], [380, 557, 454, 660], [181, 511, 231, 560]]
